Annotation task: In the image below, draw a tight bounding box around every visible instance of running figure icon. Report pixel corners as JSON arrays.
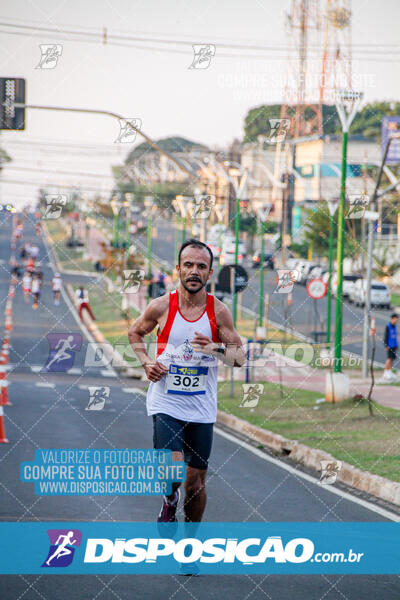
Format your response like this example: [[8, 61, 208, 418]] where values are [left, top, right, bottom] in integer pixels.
[[45, 531, 76, 566], [42, 333, 83, 372]]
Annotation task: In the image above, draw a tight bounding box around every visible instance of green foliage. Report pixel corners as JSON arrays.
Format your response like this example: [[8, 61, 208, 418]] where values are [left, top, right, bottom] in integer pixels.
[[349, 102, 400, 140], [243, 101, 400, 143], [373, 246, 400, 279], [289, 241, 309, 258], [243, 104, 281, 143], [303, 203, 360, 258]]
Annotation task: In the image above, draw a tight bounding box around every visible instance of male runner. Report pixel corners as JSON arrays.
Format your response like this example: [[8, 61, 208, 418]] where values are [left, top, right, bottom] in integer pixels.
[[52, 272, 63, 306], [31, 274, 41, 309], [128, 239, 245, 523]]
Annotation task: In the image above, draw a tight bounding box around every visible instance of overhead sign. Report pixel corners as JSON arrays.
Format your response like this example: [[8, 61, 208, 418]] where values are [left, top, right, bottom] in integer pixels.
[[218, 265, 249, 294], [381, 117, 400, 165], [307, 279, 327, 300], [0, 78, 25, 130]]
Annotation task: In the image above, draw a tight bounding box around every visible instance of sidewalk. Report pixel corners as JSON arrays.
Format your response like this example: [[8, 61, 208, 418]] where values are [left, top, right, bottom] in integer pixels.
[[236, 354, 400, 409]]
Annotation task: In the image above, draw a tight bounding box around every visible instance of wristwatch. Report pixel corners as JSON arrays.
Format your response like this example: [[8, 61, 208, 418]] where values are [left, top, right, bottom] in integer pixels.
[[214, 345, 226, 356]]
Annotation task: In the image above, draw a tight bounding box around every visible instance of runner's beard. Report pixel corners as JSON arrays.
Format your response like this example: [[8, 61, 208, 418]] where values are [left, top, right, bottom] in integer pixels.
[[181, 278, 205, 294]]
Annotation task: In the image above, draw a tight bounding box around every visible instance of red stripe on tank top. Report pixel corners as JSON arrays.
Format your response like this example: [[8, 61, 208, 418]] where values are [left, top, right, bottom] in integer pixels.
[[156, 290, 178, 357], [206, 293, 221, 343]]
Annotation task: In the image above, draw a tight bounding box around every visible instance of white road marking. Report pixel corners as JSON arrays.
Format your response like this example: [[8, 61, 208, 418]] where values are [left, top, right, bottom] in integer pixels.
[[100, 370, 117, 377], [122, 387, 145, 394], [35, 382, 55, 389], [31, 366, 43, 373], [122, 387, 399, 519], [67, 368, 82, 375]]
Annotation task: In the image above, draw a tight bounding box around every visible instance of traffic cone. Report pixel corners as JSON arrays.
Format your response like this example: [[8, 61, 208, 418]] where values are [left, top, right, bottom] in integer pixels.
[[0, 348, 9, 365], [0, 380, 10, 406], [8, 287, 15, 298], [5, 319, 12, 332], [0, 406, 9, 443]]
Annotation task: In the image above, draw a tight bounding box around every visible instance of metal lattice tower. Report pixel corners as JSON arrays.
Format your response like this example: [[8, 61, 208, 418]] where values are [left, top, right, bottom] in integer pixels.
[[280, 0, 352, 138]]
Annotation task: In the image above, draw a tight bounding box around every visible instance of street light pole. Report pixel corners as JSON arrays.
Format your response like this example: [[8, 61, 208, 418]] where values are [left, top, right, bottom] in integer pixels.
[[110, 195, 122, 248], [124, 193, 132, 249], [257, 204, 272, 327], [326, 199, 339, 346], [214, 204, 226, 274], [334, 131, 348, 372], [334, 91, 363, 373], [232, 169, 248, 327], [144, 196, 153, 296]]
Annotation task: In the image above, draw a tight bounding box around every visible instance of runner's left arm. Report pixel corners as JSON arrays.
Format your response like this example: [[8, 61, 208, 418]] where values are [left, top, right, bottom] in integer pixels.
[[215, 304, 246, 367], [191, 303, 245, 367]]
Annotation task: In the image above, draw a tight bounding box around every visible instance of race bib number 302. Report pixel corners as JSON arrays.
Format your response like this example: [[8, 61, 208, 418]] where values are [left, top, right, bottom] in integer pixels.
[[165, 364, 208, 395]]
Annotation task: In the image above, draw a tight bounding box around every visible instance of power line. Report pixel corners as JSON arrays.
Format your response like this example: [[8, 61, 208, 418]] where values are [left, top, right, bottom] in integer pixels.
[[0, 21, 399, 60]]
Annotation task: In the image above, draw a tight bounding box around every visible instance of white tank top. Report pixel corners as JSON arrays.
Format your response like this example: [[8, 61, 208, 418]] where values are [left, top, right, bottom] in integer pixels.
[[146, 290, 221, 423]]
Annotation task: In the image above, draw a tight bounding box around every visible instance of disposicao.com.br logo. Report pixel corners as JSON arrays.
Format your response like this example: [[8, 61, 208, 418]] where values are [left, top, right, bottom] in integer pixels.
[[83, 535, 363, 566]]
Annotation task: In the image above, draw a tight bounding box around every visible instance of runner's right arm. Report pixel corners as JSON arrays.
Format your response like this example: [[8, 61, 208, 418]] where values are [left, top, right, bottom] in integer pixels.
[[128, 295, 169, 382]]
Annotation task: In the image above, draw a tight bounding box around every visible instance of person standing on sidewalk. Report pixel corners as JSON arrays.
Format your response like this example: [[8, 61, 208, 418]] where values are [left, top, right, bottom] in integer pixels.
[[381, 313, 399, 382], [76, 286, 95, 321]]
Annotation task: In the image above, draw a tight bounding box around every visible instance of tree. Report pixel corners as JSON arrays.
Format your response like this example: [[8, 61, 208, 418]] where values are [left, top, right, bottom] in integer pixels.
[[243, 101, 400, 143], [303, 203, 360, 259], [373, 246, 400, 279]]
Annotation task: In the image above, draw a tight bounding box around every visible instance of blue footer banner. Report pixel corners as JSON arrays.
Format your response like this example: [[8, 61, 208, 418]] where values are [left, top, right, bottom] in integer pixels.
[[0, 522, 398, 574]]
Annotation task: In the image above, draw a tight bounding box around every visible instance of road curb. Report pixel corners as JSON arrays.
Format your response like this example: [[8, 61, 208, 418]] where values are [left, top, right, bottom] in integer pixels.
[[217, 410, 400, 507]]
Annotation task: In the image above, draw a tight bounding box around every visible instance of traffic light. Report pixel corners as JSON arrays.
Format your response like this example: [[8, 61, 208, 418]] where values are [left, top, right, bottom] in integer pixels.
[[0, 78, 26, 130]]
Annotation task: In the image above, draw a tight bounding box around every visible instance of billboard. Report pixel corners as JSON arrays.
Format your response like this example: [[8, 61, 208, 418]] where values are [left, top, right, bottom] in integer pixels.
[[381, 116, 400, 164]]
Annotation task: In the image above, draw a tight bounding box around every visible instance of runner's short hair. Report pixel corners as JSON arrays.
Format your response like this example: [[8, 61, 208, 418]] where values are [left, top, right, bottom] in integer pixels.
[[391, 313, 398, 319], [178, 238, 213, 270]]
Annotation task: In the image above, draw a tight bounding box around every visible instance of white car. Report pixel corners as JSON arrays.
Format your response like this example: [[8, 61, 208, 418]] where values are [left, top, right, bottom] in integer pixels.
[[206, 240, 221, 259], [349, 279, 391, 309], [219, 242, 245, 266], [297, 261, 318, 285], [286, 258, 299, 270], [331, 274, 361, 298]]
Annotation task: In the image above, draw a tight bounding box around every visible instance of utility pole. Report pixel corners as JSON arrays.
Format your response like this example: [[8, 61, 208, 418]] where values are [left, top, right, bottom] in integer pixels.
[[361, 134, 400, 377]]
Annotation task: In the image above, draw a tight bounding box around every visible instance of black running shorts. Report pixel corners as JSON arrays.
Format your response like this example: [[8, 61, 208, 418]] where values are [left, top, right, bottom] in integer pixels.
[[152, 413, 213, 470]]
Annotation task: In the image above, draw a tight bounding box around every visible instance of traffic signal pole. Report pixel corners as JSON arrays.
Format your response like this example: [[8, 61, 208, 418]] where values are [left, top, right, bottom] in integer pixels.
[[13, 103, 200, 183]]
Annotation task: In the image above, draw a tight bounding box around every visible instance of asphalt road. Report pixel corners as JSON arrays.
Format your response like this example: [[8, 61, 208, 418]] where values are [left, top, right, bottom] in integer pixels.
[[140, 217, 398, 368], [0, 212, 399, 599]]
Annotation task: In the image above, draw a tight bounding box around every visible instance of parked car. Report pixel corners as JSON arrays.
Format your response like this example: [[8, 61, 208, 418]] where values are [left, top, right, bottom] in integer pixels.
[[252, 252, 275, 269], [332, 274, 361, 298], [297, 261, 319, 285], [286, 258, 299, 270], [306, 265, 324, 283], [219, 243, 244, 266], [349, 279, 391, 309], [206, 240, 221, 259]]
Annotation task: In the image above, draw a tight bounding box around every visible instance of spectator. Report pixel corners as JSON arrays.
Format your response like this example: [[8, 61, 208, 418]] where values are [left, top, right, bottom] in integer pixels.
[[381, 313, 399, 383]]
